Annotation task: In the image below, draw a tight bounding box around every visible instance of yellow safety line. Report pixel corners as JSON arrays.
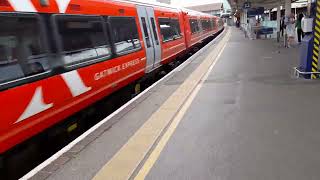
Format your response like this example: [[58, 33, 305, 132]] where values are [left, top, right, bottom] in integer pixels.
[[315, 32, 320, 40], [314, 38, 320, 45], [92, 30, 231, 180], [312, 67, 317, 72], [313, 61, 318, 68], [312, 0, 320, 79], [134, 42, 227, 180], [312, 74, 317, 79], [317, 13, 320, 21], [316, 20, 320, 27]]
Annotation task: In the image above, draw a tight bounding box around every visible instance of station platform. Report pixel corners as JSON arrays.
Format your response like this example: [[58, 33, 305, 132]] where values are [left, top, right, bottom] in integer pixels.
[[26, 27, 320, 180]]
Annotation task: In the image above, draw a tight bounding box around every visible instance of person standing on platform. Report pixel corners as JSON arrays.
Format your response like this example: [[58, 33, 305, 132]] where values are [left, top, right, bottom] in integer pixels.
[[296, 13, 304, 44], [280, 16, 286, 37], [286, 14, 296, 48]]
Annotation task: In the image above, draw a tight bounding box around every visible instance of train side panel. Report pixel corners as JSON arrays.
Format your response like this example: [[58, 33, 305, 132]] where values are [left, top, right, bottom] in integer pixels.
[[154, 6, 187, 65], [0, 0, 224, 154], [0, 0, 147, 153]]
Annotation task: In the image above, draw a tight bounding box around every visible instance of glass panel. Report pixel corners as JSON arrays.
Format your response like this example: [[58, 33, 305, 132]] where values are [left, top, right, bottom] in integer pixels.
[[201, 19, 210, 31], [109, 17, 141, 54], [141, 17, 151, 48], [150, 17, 159, 45], [159, 18, 182, 42], [189, 19, 200, 34], [56, 16, 111, 66], [0, 14, 48, 84]]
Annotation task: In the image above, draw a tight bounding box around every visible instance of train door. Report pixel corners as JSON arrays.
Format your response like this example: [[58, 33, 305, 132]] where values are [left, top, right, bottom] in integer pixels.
[[137, 5, 161, 73]]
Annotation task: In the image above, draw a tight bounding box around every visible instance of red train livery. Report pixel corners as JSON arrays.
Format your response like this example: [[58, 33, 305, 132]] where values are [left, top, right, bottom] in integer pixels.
[[0, 0, 224, 154]]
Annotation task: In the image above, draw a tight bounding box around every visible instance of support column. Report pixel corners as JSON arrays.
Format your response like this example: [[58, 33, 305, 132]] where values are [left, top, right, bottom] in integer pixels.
[[244, 9, 248, 35], [277, 5, 281, 42], [311, 0, 320, 79], [284, 0, 291, 47], [307, 0, 312, 17], [285, 0, 291, 17], [269, 9, 271, 21]]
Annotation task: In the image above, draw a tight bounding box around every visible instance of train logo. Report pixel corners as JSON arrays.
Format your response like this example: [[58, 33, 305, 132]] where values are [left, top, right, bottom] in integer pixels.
[[16, 70, 91, 123]]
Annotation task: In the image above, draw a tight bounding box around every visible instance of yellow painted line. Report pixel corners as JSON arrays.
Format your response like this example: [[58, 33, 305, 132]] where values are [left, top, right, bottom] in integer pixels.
[[317, 13, 320, 21], [312, 67, 317, 72], [317, 6, 320, 13], [312, 74, 317, 79], [314, 50, 319, 57], [313, 61, 318, 68], [316, 32, 320, 40], [316, 20, 320, 27], [318, 0, 320, 6], [134, 42, 227, 180], [315, 38, 320, 45], [315, 44, 320, 51], [313, 55, 318, 63], [92, 30, 231, 180]]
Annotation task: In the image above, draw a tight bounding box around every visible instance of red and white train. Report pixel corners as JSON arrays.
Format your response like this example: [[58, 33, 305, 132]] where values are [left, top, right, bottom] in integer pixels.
[[0, 0, 224, 155]]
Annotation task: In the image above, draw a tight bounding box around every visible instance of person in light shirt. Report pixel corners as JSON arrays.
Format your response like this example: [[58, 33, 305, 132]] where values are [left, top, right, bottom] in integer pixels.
[[286, 13, 296, 48]]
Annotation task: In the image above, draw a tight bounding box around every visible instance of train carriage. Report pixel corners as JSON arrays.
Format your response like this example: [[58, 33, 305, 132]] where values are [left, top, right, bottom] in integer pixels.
[[0, 0, 223, 156]]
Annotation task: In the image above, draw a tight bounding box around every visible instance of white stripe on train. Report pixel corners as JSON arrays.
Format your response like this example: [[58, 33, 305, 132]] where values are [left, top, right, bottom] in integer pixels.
[[15, 70, 91, 123], [61, 71, 92, 97], [15, 87, 53, 123], [7, 0, 71, 13], [55, 0, 71, 13], [8, 0, 36, 12]]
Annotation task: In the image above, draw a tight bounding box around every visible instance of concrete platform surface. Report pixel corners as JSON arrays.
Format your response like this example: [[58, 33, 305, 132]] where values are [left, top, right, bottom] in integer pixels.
[[145, 28, 320, 180], [29, 27, 320, 180]]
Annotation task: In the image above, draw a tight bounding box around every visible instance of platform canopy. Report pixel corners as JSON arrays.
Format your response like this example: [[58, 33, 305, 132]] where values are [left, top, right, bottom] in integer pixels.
[[227, 0, 298, 12]]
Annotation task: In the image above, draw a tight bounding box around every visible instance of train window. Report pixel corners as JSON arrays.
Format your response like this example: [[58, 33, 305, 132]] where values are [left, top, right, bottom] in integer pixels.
[[201, 20, 211, 31], [189, 19, 200, 34], [0, 13, 49, 85], [109, 17, 141, 55], [141, 17, 151, 48], [55, 15, 111, 66], [150, 17, 159, 45], [210, 19, 215, 30], [158, 18, 182, 42]]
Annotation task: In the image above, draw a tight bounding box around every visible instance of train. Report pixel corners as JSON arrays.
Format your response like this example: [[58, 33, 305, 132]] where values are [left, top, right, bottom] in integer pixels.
[[0, 0, 224, 158]]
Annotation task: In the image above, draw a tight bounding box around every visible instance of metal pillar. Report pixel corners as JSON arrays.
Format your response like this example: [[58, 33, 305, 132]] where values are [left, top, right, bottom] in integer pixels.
[[307, 0, 312, 17], [277, 5, 281, 42], [311, 0, 320, 79], [269, 9, 271, 21], [284, 0, 291, 47], [285, 0, 291, 17]]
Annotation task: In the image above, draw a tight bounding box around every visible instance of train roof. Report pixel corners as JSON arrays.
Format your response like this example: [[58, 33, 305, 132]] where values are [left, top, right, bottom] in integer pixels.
[[113, 0, 181, 10], [0, 0, 219, 19], [115, 0, 218, 18]]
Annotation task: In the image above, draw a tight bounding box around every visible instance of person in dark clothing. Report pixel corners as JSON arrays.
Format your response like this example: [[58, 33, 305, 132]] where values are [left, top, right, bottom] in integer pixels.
[[280, 16, 286, 37], [296, 13, 304, 43]]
